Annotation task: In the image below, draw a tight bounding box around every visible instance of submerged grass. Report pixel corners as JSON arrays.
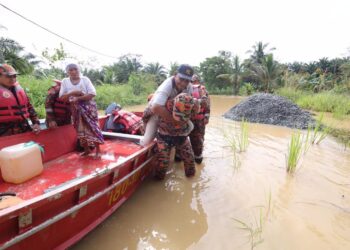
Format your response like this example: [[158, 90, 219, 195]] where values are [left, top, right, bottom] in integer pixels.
[[222, 119, 250, 169], [233, 212, 264, 250], [233, 191, 272, 249], [310, 113, 330, 145], [286, 117, 331, 174], [238, 118, 249, 152], [286, 131, 304, 173]]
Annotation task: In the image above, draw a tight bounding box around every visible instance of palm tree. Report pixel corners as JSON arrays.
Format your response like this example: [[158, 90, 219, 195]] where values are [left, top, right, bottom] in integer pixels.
[[217, 56, 244, 95], [250, 54, 281, 92], [144, 62, 167, 76], [168, 62, 179, 76], [144, 62, 167, 85], [0, 38, 38, 74], [247, 41, 276, 64]]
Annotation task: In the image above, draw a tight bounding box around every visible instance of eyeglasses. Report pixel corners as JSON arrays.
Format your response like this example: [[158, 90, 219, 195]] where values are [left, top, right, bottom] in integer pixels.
[[0, 74, 17, 78]]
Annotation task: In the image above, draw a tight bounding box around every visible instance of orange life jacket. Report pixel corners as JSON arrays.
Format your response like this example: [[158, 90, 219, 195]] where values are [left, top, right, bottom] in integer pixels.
[[0, 83, 30, 123], [112, 110, 142, 135]]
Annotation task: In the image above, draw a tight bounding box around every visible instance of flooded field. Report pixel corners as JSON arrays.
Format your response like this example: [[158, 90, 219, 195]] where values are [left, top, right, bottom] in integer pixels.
[[74, 96, 350, 250]]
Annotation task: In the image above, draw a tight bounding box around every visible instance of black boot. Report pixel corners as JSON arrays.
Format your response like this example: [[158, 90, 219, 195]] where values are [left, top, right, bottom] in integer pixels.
[[195, 156, 203, 164], [174, 155, 182, 162]]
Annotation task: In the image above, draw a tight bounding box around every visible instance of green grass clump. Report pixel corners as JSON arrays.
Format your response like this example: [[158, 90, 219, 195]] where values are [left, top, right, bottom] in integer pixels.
[[310, 113, 330, 145], [238, 118, 249, 152], [277, 87, 350, 119], [286, 131, 303, 173], [233, 191, 272, 249], [222, 119, 250, 170]]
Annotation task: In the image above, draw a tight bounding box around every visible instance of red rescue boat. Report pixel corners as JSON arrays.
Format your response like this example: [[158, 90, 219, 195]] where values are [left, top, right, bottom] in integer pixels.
[[0, 116, 155, 250]]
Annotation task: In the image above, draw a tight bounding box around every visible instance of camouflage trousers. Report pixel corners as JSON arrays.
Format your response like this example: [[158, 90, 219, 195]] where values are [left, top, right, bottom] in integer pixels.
[[189, 120, 206, 158], [156, 133, 195, 180]]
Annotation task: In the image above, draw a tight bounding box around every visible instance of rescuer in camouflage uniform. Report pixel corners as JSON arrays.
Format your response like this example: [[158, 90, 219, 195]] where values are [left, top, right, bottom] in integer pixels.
[[155, 93, 196, 180], [175, 75, 210, 164], [188, 75, 210, 164]]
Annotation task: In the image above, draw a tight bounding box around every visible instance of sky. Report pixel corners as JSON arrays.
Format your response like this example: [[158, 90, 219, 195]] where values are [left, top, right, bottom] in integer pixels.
[[0, 0, 349, 69]]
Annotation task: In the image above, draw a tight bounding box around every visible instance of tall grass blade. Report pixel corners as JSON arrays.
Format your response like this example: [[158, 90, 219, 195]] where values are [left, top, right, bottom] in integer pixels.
[[286, 131, 303, 173]]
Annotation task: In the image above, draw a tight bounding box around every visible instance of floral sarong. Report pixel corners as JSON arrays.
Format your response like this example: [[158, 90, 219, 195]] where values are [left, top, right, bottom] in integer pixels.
[[71, 100, 104, 146]]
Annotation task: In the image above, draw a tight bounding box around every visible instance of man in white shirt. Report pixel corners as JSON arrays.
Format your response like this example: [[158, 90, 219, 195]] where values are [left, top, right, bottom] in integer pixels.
[[140, 64, 194, 146]]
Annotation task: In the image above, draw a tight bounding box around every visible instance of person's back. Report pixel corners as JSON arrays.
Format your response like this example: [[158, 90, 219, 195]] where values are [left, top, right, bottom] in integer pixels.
[[45, 80, 71, 128]]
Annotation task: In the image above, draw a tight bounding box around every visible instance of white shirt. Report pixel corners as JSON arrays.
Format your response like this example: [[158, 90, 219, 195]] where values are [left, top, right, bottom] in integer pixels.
[[59, 76, 96, 97], [151, 77, 193, 106]]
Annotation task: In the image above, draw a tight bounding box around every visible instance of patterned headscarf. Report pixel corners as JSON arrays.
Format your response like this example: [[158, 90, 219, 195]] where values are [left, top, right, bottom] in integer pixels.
[[171, 93, 195, 122]]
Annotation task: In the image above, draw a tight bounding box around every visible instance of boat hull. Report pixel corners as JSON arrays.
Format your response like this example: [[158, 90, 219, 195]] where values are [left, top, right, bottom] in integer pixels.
[[0, 124, 155, 250]]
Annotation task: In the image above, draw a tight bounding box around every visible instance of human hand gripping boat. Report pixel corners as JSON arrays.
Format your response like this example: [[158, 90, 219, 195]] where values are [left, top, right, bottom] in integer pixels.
[[0, 115, 156, 250]]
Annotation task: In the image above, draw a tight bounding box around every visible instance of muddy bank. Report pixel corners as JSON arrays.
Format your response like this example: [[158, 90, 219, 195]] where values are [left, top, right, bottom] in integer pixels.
[[223, 93, 315, 129]]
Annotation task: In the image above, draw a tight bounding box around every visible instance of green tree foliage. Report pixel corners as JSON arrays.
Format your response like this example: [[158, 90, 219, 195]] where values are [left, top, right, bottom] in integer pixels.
[[102, 54, 142, 83], [168, 62, 179, 76], [250, 54, 281, 92], [42, 43, 68, 66], [144, 62, 167, 85], [217, 56, 244, 95], [82, 68, 104, 85], [247, 41, 275, 64], [200, 51, 232, 89], [0, 37, 38, 74]]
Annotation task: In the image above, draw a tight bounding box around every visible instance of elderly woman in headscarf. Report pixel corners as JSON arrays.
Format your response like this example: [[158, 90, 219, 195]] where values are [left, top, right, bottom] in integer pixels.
[[59, 63, 104, 158]]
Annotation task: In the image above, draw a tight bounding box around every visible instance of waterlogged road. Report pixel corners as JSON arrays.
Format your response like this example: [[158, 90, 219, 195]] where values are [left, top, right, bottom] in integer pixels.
[[74, 96, 350, 250]]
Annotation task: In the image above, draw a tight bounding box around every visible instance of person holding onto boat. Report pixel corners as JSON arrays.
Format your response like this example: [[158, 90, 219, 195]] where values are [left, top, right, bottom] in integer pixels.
[[45, 79, 71, 128], [155, 93, 196, 179], [0, 64, 41, 136], [176, 74, 210, 164], [140, 64, 195, 146], [59, 63, 104, 158]]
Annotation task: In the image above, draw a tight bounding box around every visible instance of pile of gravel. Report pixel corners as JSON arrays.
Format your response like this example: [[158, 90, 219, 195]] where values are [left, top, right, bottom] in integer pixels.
[[223, 93, 315, 129]]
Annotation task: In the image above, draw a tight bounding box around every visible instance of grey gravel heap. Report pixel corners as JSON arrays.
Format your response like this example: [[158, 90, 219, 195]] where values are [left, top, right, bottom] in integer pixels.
[[223, 93, 315, 129]]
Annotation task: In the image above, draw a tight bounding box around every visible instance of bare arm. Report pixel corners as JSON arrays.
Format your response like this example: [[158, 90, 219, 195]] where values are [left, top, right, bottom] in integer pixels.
[[60, 90, 84, 102], [75, 94, 95, 102]]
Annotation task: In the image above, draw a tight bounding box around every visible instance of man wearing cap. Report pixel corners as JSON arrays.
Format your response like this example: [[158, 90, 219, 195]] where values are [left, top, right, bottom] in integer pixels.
[[140, 64, 195, 146], [0, 64, 41, 136], [155, 93, 196, 180], [45, 79, 71, 128]]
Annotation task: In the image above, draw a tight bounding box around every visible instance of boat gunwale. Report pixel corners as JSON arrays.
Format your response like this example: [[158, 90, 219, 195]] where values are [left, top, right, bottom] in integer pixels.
[[0, 153, 154, 250], [0, 132, 154, 220]]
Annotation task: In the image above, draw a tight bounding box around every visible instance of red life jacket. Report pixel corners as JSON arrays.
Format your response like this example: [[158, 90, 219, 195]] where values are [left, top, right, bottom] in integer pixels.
[[112, 110, 142, 135], [192, 84, 206, 120], [0, 83, 30, 123], [47, 85, 71, 119]]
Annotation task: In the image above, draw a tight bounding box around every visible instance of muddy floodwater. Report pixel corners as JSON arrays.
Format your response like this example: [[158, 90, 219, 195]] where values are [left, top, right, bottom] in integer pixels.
[[74, 96, 350, 250]]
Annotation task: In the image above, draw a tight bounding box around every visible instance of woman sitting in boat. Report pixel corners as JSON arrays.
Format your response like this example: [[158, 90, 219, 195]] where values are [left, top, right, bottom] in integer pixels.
[[59, 63, 104, 158]]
